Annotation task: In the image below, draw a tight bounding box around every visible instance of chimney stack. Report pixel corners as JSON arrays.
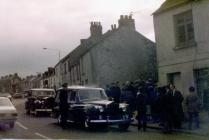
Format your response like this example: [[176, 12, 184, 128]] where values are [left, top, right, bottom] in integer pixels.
[[118, 15, 135, 30], [90, 21, 102, 39]]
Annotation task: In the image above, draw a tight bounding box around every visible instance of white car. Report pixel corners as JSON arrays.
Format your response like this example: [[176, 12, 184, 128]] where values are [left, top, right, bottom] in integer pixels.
[[0, 97, 18, 128]]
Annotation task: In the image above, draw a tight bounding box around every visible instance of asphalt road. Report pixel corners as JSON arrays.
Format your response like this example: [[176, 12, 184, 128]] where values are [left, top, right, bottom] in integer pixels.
[[0, 98, 208, 140]]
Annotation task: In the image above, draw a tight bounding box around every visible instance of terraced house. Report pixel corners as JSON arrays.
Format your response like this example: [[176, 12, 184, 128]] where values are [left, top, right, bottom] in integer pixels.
[[55, 15, 156, 88], [154, 0, 209, 108]]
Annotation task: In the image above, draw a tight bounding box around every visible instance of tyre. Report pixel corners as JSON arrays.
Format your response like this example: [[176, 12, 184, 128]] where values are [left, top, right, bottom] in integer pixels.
[[9, 122, 15, 128], [118, 123, 130, 131]]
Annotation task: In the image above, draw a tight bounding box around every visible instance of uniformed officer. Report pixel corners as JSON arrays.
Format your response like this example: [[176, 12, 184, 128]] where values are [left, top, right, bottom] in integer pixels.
[[59, 83, 68, 129]]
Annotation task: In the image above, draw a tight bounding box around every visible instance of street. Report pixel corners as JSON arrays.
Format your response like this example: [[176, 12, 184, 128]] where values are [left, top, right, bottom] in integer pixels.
[[0, 98, 207, 140]]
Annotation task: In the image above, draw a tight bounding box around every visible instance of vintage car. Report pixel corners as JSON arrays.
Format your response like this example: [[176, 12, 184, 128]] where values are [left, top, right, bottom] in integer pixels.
[[25, 88, 55, 116], [53, 86, 132, 130], [0, 97, 18, 128]]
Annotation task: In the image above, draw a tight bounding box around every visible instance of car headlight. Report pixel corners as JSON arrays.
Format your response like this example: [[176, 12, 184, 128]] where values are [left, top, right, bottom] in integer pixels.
[[119, 103, 128, 112], [95, 106, 104, 112]]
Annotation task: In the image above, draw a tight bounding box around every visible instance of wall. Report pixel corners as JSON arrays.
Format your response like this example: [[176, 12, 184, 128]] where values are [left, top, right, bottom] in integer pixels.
[[82, 26, 156, 87], [154, 0, 209, 95]]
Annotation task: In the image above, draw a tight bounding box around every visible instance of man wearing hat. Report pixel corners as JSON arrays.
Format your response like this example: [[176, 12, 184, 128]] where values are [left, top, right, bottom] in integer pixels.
[[59, 83, 68, 129]]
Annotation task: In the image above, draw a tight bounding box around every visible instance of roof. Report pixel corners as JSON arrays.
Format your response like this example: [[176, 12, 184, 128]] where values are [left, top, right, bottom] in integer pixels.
[[58, 85, 104, 91], [154, 0, 192, 15], [57, 30, 116, 67]]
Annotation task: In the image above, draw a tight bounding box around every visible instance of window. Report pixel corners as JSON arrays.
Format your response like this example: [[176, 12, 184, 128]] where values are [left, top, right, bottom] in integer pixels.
[[68, 60, 71, 72], [64, 63, 67, 74], [174, 10, 195, 48]]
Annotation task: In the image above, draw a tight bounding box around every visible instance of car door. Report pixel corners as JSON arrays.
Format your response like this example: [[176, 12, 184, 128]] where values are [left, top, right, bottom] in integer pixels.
[[67, 90, 78, 122]]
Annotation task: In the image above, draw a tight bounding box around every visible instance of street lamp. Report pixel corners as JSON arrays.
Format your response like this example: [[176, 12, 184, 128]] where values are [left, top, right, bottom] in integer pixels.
[[43, 47, 61, 61]]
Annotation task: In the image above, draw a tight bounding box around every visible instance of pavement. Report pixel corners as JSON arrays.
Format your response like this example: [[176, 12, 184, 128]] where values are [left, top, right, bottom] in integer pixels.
[[131, 112, 209, 136]]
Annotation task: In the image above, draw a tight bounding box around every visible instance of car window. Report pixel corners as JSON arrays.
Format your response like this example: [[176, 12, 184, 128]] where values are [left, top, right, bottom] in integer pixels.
[[78, 89, 107, 101], [55, 90, 60, 103], [55, 90, 77, 103], [68, 90, 77, 102], [0, 98, 13, 106], [31, 91, 54, 96]]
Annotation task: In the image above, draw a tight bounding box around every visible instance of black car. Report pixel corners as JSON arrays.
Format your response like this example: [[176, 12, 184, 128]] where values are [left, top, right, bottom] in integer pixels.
[[25, 88, 55, 116], [53, 86, 132, 130]]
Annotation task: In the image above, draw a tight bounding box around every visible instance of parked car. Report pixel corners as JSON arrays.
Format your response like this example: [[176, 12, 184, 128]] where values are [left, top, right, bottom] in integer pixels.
[[12, 93, 23, 99], [53, 86, 132, 130], [0, 97, 18, 128], [0, 92, 12, 101], [25, 88, 55, 116]]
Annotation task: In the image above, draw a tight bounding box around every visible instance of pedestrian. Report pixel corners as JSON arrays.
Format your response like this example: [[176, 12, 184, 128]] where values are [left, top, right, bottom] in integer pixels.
[[169, 84, 184, 129], [105, 84, 111, 97], [59, 83, 69, 129], [120, 81, 136, 115], [136, 86, 147, 131], [185, 86, 201, 130], [163, 85, 173, 133], [109, 82, 121, 103]]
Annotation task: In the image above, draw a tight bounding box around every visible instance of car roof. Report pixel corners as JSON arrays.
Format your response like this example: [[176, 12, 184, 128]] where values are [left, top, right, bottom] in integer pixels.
[[58, 85, 104, 91], [0, 97, 11, 100], [0, 93, 11, 95], [30, 88, 55, 92]]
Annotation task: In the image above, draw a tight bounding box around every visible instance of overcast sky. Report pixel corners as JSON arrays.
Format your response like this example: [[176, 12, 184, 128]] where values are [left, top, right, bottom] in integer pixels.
[[0, 0, 165, 77]]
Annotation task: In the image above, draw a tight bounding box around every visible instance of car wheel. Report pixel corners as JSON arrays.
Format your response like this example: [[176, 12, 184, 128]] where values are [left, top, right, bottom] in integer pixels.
[[9, 122, 15, 128], [118, 123, 130, 131]]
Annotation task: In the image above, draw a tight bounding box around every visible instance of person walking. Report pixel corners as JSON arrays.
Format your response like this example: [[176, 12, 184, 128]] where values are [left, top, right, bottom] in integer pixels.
[[136, 86, 147, 131], [185, 86, 201, 130], [59, 83, 69, 129]]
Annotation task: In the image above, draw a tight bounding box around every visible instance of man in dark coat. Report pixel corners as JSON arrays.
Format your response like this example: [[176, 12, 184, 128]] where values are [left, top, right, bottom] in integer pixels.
[[59, 83, 69, 129], [120, 81, 135, 113], [163, 85, 174, 133], [169, 84, 184, 129], [109, 82, 121, 103], [136, 86, 147, 131]]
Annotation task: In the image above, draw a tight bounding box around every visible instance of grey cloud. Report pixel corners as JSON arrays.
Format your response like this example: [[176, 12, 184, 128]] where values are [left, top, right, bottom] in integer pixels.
[[0, 0, 165, 77]]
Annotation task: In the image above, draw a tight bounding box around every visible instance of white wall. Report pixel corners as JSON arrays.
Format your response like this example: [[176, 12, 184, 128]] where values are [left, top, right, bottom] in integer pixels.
[[154, 0, 209, 95]]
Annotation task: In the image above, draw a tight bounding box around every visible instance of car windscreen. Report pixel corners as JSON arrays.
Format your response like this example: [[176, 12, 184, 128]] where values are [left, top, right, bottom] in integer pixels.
[[0, 98, 13, 106], [78, 89, 107, 101], [31, 91, 54, 97]]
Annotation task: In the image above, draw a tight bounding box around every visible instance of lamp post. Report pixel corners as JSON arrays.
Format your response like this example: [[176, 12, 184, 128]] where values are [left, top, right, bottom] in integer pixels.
[[43, 47, 61, 61]]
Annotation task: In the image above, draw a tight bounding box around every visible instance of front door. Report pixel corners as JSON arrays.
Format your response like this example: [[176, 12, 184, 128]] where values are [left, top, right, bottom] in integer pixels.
[[195, 69, 209, 109]]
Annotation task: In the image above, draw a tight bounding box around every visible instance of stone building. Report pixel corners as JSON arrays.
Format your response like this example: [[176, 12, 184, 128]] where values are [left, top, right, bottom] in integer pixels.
[[153, 0, 209, 108], [42, 67, 55, 89], [55, 15, 156, 88], [0, 73, 21, 93]]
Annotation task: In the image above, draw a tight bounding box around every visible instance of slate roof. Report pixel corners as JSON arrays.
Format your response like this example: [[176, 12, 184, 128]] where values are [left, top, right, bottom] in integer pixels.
[[58, 29, 116, 67], [154, 0, 193, 15]]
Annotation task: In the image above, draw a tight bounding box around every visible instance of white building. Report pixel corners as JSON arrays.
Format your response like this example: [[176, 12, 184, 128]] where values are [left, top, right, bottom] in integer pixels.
[[154, 0, 209, 108]]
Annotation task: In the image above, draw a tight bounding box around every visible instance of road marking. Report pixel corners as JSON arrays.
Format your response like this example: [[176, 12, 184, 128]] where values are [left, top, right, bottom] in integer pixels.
[[16, 121, 28, 130], [35, 132, 51, 139]]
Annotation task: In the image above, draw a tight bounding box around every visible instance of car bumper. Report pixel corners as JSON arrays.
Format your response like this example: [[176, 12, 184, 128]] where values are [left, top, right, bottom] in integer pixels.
[[87, 116, 133, 124], [35, 109, 52, 112]]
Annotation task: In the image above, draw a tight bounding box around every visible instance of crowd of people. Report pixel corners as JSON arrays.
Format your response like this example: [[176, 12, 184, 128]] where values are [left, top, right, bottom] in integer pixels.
[[105, 79, 201, 133]]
